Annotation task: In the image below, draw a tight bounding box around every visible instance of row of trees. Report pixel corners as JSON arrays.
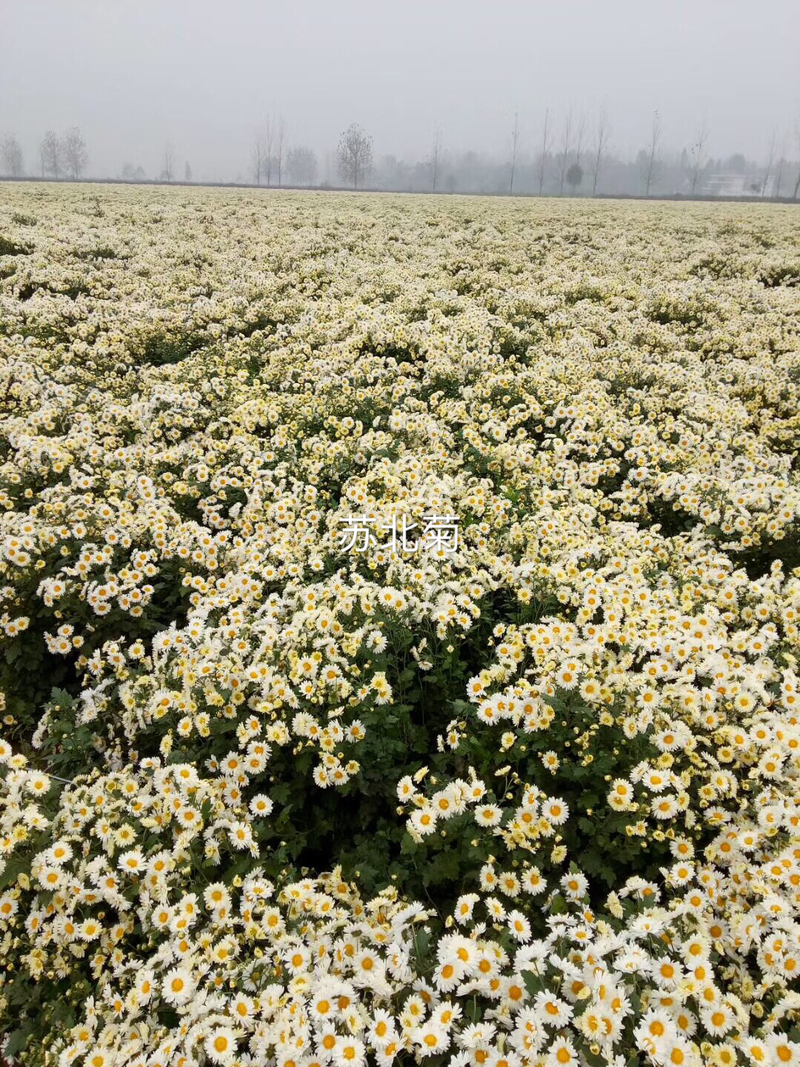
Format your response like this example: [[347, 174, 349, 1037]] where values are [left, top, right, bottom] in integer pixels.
[[249, 116, 372, 189], [314, 111, 799, 198], [495, 108, 797, 199], [367, 143, 800, 199], [336, 110, 798, 198], [521, 106, 610, 197], [0, 128, 90, 180], [38, 129, 88, 179], [3, 116, 800, 198]]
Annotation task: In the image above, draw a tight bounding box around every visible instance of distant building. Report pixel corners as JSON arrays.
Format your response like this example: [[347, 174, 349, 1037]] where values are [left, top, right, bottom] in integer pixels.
[[702, 173, 776, 197]]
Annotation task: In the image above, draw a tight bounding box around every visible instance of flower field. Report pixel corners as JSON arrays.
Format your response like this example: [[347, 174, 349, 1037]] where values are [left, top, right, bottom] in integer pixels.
[[1, 183, 800, 1067]]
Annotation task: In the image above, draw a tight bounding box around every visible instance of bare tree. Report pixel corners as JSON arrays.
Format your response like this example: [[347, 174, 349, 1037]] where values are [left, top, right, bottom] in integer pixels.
[[774, 136, 786, 198], [643, 111, 661, 196], [762, 131, 776, 197], [537, 108, 549, 196], [286, 146, 318, 186], [0, 134, 24, 177], [274, 117, 286, 186], [574, 112, 587, 168], [264, 116, 275, 186], [184, 161, 192, 183], [689, 117, 709, 194], [338, 123, 373, 190], [62, 127, 88, 179], [162, 143, 175, 182], [509, 112, 520, 194], [40, 130, 62, 178], [558, 107, 573, 194], [590, 109, 611, 196], [428, 130, 443, 192], [793, 122, 800, 201], [251, 134, 265, 185]]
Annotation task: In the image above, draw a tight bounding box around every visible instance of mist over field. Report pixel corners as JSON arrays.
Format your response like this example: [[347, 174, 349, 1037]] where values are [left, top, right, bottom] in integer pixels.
[[2, 0, 800, 194]]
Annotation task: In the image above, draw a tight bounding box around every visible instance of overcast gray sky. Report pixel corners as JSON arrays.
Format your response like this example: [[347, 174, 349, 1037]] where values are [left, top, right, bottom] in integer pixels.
[[2, 0, 799, 181]]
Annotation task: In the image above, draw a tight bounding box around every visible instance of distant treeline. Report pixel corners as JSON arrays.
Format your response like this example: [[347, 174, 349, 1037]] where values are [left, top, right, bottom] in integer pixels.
[[2, 119, 800, 200]]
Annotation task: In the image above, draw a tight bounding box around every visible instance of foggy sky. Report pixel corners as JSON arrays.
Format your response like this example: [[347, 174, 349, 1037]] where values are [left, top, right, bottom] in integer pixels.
[[2, 0, 799, 182]]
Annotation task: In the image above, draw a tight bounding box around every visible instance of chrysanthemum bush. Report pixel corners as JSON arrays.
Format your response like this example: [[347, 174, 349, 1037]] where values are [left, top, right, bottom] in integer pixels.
[[1, 186, 799, 1067]]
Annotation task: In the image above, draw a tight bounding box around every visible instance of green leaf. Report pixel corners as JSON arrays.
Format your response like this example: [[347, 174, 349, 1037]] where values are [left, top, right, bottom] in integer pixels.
[[550, 894, 567, 915], [5, 1021, 36, 1057], [522, 970, 545, 995]]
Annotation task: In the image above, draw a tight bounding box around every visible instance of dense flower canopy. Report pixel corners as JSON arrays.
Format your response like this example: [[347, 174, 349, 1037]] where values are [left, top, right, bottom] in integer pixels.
[[0, 184, 799, 1067]]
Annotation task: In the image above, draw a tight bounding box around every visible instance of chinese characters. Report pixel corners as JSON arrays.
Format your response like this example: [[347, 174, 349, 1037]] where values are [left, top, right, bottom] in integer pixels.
[[338, 515, 460, 554]]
